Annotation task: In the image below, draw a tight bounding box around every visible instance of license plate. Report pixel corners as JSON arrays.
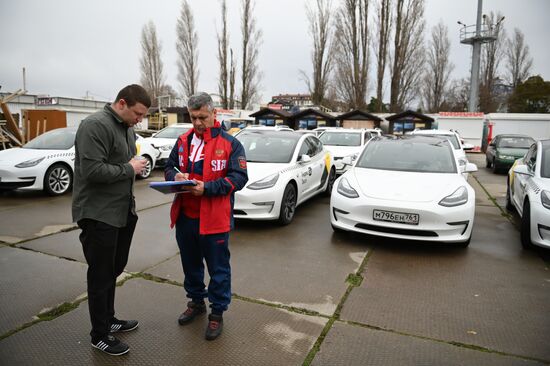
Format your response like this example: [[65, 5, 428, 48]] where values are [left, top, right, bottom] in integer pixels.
[[373, 209, 419, 225]]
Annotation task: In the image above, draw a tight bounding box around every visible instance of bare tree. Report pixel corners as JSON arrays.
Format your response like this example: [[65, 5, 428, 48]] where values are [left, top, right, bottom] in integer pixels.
[[240, 0, 262, 109], [217, 0, 230, 109], [479, 11, 506, 112], [176, 0, 199, 100], [505, 28, 533, 89], [302, 0, 334, 106], [442, 78, 470, 112], [140, 21, 165, 105], [332, 0, 370, 110], [421, 21, 454, 112], [229, 48, 237, 109], [389, 0, 425, 112], [373, 0, 392, 112]]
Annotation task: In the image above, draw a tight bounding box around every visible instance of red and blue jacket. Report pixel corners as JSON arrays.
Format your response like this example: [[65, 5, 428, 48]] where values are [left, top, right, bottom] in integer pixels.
[[164, 121, 248, 234]]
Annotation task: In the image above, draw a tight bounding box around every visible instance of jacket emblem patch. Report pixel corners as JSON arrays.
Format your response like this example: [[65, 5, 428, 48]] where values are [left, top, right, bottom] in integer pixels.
[[215, 149, 224, 156], [238, 156, 247, 169]]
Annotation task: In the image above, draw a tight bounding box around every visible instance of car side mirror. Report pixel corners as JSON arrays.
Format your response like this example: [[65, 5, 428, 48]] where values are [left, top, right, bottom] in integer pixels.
[[342, 156, 353, 166], [463, 162, 478, 173], [513, 164, 533, 176], [299, 154, 312, 163]]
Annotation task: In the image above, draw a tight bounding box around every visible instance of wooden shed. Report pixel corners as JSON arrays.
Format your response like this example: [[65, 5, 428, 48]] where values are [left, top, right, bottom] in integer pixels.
[[337, 109, 382, 129], [291, 108, 337, 130], [249, 108, 292, 127], [386, 110, 434, 135]]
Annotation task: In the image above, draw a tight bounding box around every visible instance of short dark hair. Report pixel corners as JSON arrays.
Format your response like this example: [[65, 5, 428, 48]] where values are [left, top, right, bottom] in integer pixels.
[[115, 84, 151, 108]]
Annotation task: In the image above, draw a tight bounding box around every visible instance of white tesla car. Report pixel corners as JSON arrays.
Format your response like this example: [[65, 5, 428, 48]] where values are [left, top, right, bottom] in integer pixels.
[[507, 139, 550, 249], [0, 127, 158, 196], [330, 135, 478, 246], [144, 123, 193, 167], [319, 128, 380, 174], [234, 129, 336, 225], [135, 134, 160, 179]]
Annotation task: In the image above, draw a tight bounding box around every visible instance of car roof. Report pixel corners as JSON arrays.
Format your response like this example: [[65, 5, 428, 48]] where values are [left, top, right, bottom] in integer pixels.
[[320, 128, 365, 133], [237, 129, 302, 140], [411, 129, 456, 135], [372, 134, 453, 145]]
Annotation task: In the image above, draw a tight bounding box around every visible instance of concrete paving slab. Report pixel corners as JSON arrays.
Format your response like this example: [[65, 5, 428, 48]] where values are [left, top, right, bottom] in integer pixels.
[[0, 246, 87, 336], [312, 322, 544, 366], [20, 204, 179, 273], [340, 205, 550, 360], [0, 278, 327, 365], [0, 170, 170, 244], [149, 196, 369, 315]]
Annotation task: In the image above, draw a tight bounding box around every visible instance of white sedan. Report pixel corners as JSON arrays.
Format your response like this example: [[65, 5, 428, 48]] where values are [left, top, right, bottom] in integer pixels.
[[330, 135, 478, 246], [0, 127, 157, 196], [234, 129, 336, 225], [507, 139, 550, 249], [319, 128, 380, 174], [143, 124, 193, 167]]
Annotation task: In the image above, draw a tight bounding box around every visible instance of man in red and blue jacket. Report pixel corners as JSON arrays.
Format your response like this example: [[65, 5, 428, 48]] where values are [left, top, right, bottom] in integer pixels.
[[164, 92, 248, 341]]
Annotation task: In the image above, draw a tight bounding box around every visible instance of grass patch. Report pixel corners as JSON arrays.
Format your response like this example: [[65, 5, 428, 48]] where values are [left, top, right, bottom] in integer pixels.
[[37, 302, 79, 321], [346, 273, 363, 287]]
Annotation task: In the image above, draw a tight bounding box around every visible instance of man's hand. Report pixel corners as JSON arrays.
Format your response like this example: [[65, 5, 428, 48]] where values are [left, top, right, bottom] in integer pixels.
[[129, 157, 147, 175], [187, 179, 204, 196], [175, 172, 189, 181]]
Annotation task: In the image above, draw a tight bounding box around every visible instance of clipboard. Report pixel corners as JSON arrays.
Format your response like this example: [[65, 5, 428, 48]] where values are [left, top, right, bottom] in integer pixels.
[[149, 180, 197, 194]]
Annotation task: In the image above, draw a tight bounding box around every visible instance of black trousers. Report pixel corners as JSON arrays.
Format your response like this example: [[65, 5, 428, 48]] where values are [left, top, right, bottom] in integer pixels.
[[78, 212, 138, 342]]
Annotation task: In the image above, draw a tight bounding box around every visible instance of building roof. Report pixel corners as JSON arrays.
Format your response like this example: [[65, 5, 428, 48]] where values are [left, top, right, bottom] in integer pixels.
[[291, 108, 336, 120], [249, 108, 292, 118], [336, 109, 382, 122], [386, 110, 434, 122]]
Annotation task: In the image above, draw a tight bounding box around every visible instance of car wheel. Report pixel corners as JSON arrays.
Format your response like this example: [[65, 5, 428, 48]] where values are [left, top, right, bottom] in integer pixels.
[[44, 163, 72, 196], [520, 200, 533, 249], [492, 159, 499, 173], [278, 183, 297, 225], [505, 181, 514, 211], [137, 155, 153, 179], [486, 157, 492, 168], [324, 167, 336, 196]]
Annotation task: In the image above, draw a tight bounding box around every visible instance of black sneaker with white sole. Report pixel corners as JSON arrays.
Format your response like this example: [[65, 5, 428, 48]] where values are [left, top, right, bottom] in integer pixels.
[[110, 318, 139, 333], [91, 335, 129, 356]]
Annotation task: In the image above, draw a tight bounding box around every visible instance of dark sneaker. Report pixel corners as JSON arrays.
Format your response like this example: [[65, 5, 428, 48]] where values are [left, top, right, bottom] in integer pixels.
[[178, 301, 206, 325], [91, 335, 129, 356], [110, 318, 139, 333], [205, 314, 223, 341]]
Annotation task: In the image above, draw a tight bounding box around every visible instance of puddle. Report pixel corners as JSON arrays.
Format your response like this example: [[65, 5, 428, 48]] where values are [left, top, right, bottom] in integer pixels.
[[263, 321, 317, 355]]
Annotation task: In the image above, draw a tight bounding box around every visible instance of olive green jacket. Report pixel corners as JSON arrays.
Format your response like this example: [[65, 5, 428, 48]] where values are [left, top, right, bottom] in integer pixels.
[[72, 104, 137, 227]]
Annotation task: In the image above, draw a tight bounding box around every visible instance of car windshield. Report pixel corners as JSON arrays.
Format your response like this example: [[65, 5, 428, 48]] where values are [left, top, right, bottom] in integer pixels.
[[23, 128, 76, 150], [498, 137, 534, 148], [154, 126, 190, 139], [542, 144, 550, 178], [319, 132, 361, 146], [356, 137, 457, 173], [416, 133, 460, 149], [237, 132, 300, 163]]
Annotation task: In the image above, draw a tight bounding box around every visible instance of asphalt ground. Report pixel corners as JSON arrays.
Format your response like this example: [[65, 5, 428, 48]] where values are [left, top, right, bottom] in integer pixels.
[[0, 153, 549, 365]]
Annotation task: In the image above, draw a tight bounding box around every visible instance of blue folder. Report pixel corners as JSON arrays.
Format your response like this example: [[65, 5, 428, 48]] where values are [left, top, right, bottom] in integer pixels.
[[149, 180, 197, 194]]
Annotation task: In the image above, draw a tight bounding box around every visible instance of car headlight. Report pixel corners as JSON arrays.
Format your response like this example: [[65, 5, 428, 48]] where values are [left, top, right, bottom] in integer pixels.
[[159, 144, 173, 152], [439, 186, 468, 207], [15, 157, 45, 168], [337, 177, 359, 198], [541, 190, 550, 209], [247, 173, 279, 190], [497, 154, 514, 160]]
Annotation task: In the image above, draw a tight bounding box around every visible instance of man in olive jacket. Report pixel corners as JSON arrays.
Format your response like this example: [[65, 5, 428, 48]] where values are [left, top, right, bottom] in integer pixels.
[[72, 84, 150, 356]]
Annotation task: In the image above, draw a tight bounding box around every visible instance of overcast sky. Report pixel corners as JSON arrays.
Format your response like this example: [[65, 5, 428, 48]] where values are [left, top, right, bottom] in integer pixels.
[[1, 0, 548, 105]]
